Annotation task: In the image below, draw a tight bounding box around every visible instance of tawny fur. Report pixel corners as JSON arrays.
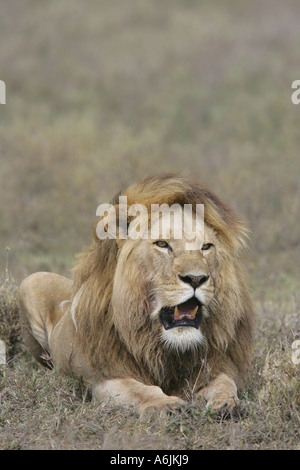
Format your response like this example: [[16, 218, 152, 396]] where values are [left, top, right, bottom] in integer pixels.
[[19, 174, 254, 415]]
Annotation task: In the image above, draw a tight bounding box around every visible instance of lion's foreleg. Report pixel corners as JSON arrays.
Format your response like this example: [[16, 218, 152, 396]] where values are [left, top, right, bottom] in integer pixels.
[[92, 377, 185, 416], [199, 373, 239, 411]]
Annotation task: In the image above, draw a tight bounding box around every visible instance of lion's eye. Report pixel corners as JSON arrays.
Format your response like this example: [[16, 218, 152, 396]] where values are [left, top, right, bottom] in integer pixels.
[[154, 240, 170, 249], [202, 243, 213, 251]]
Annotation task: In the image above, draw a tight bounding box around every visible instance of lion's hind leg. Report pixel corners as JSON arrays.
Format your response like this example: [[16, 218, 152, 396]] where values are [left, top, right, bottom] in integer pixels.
[[19, 272, 72, 367], [19, 299, 50, 367]]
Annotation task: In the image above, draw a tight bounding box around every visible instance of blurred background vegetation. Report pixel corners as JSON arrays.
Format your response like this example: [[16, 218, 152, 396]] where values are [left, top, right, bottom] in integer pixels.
[[1, 0, 300, 450], [1, 0, 300, 293]]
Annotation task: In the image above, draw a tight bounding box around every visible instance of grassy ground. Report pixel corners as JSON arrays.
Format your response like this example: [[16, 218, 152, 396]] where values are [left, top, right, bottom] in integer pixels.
[[0, 274, 299, 450], [0, 0, 300, 450]]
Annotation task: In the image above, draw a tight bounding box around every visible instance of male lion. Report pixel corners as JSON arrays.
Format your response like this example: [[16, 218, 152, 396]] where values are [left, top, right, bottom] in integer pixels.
[[19, 175, 254, 416]]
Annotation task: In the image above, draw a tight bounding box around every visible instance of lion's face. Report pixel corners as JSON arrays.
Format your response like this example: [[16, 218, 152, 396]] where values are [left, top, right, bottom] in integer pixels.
[[112, 209, 220, 352]]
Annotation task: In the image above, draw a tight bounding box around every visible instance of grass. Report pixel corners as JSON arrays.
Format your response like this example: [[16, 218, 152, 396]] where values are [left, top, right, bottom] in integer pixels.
[[0, 272, 21, 361], [0, 0, 300, 450], [0, 275, 299, 450]]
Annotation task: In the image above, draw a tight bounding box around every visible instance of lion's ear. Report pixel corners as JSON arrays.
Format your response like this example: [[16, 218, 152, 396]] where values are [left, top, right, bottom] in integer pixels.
[[94, 203, 128, 247]]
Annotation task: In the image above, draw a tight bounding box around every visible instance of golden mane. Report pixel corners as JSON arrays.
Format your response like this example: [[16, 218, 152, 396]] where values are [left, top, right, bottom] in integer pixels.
[[71, 175, 254, 395]]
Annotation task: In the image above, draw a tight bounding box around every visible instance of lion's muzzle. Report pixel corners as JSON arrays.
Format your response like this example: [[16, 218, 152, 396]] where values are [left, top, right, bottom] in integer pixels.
[[159, 297, 202, 330]]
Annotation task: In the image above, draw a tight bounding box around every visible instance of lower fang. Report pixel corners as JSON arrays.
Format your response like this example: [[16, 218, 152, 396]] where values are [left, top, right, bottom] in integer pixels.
[[190, 306, 198, 319]]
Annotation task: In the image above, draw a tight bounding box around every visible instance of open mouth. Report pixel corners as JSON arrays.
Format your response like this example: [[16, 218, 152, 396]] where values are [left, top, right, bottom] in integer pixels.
[[159, 297, 202, 330]]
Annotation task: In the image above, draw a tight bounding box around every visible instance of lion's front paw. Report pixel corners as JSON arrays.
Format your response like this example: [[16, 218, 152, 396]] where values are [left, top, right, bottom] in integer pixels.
[[200, 373, 239, 414], [206, 391, 239, 412], [139, 396, 186, 419]]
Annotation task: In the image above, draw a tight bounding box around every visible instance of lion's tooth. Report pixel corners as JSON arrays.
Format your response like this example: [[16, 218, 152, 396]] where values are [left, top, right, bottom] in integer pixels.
[[174, 306, 180, 320], [190, 306, 199, 319]]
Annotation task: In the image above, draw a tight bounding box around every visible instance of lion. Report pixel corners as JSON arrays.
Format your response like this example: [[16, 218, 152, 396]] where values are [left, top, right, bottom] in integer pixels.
[[19, 174, 254, 416]]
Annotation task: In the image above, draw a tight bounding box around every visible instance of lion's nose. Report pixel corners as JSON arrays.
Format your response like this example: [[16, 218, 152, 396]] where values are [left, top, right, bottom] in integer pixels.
[[178, 274, 209, 289]]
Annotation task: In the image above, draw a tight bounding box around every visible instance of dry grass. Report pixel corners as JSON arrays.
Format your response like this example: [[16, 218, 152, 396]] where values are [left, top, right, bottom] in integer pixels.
[[0, 0, 300, 450], [0, 272, 22, 361], [0, 277, 299, 450]]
